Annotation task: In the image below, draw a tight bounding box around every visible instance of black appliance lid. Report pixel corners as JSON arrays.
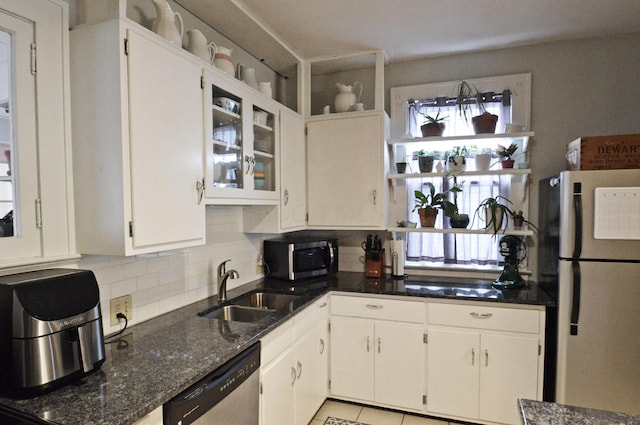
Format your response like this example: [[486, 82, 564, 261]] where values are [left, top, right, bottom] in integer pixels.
[[0, 269, 100, 321]]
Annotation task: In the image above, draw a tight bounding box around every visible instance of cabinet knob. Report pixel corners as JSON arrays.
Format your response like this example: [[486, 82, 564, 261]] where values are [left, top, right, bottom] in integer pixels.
[[284, 189, 289, 205]]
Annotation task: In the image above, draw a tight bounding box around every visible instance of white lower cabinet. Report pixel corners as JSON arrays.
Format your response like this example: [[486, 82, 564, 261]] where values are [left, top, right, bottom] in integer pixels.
[[260, 298, 326, 425], [329, 295, 427, 412], [426, 301, 545, 425]]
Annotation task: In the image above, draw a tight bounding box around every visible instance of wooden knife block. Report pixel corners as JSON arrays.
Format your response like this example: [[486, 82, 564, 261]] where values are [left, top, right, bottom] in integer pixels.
[[365, 249, 386, 278]]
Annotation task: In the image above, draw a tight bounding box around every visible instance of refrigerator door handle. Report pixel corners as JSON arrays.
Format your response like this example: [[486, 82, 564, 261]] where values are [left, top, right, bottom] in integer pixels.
[[572, 182, 583, 258], [570, 260, 581, 335]]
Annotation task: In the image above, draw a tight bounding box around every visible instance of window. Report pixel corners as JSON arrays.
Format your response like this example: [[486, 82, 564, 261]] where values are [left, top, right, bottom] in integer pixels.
[[389, 74, 532, 270]]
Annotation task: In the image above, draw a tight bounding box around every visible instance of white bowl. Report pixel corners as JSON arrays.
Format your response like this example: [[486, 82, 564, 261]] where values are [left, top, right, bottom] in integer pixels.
[[214, 97, 240, 114]]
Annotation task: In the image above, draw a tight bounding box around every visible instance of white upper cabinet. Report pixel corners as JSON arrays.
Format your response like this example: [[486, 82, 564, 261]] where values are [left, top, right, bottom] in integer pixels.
[[71, 20, 205, 256], [0, 0, 76, 268], [203, 69, 280, 205], [307, 112, 389, 229]]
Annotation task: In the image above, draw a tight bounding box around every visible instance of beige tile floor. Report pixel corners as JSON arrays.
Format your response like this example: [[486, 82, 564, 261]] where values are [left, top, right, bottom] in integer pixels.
[[308, 399, 453, 425]]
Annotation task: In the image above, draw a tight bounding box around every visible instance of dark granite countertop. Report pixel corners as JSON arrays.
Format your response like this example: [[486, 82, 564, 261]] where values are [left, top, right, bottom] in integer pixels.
[[0, 272, 553, 425], [520, 399, 640, 424]]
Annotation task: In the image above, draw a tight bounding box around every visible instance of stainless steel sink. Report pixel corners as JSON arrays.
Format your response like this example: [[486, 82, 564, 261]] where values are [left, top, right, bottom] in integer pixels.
[[201, 305, 275, 322], [199, 291, 301, 322], [232, 291, 299, 311]]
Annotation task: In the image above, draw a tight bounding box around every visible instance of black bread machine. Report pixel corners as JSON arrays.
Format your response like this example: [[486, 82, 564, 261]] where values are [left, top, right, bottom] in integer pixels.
[[0, 269, 105, 394]]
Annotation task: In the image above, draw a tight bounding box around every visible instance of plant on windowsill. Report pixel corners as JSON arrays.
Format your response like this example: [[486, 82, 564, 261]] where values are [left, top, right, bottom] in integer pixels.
[[454, 80, 498, 134], [510, 210, 538, 233], [447, 145, 468, 172], [449, 175, 469, 228], [412, 182, 460, 228], [419, 109, 447, 137], [495, 143, 521, 169], [474, 195, 513, 236], [414, 149, 435, 173]]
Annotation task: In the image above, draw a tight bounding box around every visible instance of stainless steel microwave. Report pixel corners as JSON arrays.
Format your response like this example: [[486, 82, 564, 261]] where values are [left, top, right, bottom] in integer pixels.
[[264, 238, 338, 281]]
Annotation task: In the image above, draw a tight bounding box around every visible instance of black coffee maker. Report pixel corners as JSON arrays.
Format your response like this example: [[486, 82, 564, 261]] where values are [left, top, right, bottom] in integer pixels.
[[0, 269, 105, 394]]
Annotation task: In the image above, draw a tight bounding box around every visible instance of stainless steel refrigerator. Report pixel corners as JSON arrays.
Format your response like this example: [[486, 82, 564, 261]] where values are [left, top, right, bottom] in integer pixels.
[[538, 169, 640, 415]]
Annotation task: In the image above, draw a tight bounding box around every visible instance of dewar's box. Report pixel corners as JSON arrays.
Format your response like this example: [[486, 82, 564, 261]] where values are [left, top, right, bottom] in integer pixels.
[[566, 134, 640, 170]]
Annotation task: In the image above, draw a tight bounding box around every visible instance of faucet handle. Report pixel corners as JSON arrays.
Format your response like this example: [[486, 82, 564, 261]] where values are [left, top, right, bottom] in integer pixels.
[[217, 259, 231, 277]]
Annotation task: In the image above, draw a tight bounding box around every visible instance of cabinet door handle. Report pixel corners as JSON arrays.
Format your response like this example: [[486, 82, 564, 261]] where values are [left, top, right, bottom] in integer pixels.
[[366, 336, 370, 352], [290, 367, 296, 385], [377, 337, 381, 354], [196, 178, 204, 205], [320, 338, 325, 354], [471, 348, 475, 365], [296, 361, 302, 379], [284, 189, 289, 205], [485, 349, 489, 367], [470, 312, 493, 319], [372, 189, 377, 205], [366, 304, 383, 310], [318, 302, 327, 308]]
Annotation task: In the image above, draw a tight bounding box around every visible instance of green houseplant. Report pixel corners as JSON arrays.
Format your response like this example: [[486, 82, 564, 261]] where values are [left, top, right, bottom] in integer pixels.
[[496, 143, 519, 168], [511, 210, 539, 232], [474, 195, 513, 236], [454, 81, 498, 134], [419, 109, 447, 137], [448, 175, 469, 228], [447, 145, 468, 172], [413, 182, 459, 227], [415, 149, 435, 173]]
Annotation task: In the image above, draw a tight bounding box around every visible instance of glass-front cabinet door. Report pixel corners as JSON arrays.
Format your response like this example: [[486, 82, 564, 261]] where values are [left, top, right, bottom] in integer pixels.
[[211, 85, 244, 190], [251, 102, 276, 194], [204, 70, 279, 203]]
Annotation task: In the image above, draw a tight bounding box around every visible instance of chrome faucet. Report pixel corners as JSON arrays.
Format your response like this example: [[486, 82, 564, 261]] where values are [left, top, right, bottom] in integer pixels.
[[217, 259, 239, 302]]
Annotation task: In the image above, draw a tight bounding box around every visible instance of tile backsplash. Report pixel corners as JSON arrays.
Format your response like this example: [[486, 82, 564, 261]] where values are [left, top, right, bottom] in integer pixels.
[[76, 206, 267, 335]]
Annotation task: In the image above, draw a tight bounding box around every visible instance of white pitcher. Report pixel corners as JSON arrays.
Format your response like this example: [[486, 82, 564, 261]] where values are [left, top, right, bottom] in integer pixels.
[[237, 64, 259, 90], [334, 82, 362, 113], [183, 29, 210, 61], [208, 42, 235, 75], [259, 81, 273, 98], [151, 0, 183, 46]]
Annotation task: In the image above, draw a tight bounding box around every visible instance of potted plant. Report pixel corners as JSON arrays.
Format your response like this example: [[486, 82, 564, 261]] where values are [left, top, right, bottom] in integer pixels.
[[474, 195, 513, 236], [412, 182, 458, 228], [510, 210, 538, 232], [448, 176, 468, 228], [496, 143, 519, 168], [395, 159, 408, 174], [415, 149, 435, 173], [420, 109, 447, 137], [447, 145, 468, 172], [454, 81, 498, 134]]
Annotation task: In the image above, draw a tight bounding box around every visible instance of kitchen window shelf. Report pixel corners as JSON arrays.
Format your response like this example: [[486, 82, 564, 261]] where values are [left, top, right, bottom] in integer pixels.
[[388, 132, 534, 146], [389, 168, 531, 180], [388, 227, 534, 236]]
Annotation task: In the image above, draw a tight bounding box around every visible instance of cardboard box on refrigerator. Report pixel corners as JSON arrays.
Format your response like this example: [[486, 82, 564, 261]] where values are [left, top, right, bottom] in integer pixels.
[[566, 134, 640, 170]]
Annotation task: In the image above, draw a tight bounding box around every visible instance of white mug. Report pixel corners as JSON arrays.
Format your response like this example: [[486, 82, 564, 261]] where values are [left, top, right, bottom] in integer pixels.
[[322, 105, 331, 114], [354, 102, 364, 111]]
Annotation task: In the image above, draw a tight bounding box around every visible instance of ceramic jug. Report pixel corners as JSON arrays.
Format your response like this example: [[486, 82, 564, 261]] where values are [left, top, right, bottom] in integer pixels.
[[183, 29, 210, 61], [237, 64, 259, 90], [259, 81, 273, 98], [334, 82, 362, 113], [208, 42, 235, 75], [151, 0, 183, 46]]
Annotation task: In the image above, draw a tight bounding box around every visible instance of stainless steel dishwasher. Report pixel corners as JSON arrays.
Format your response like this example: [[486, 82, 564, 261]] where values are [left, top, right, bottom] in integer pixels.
[[164, 342, 260, 425]]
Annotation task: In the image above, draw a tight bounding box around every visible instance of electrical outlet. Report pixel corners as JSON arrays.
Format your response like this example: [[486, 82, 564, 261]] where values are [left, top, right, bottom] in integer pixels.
[[110, 294, 132, 326]]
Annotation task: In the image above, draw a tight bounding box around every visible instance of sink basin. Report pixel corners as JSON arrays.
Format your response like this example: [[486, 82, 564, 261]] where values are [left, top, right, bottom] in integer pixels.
[[200, 305, 275, 322], [232, 291, 300, 311], [198, 291, 301, 322]]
